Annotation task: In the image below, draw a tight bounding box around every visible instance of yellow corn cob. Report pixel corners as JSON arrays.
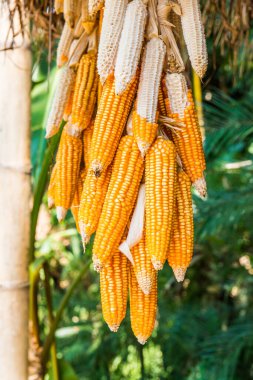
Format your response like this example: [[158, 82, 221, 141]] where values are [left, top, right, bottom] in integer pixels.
[[136, 37, 166, 124], [145, 138, 177, 270], [165, 72, 188, 119], [68, 31, 89, 68], [63, 84, 74, 121], [46, 66, 76, 138], [90, 72, 139, 177], [129, 265, 157, 345], [97, 0, 128, 84], [168, 170, 193, 282], [158, 84, 167, 116], [78, 165, 112, 245], [83, 121, 94, 169], [71, 169, 86, 231], [48, 165, 58, 209], [178, 0, 208, 78], [88, 0, 104, 17], [81, 0, 97, 35], [57, 22, 74, 68], [55, 0, 64, 14], [64, 0, 81, 29], [54, 125, 83, 221], [132, 111, 158, 157], [131, 234, 156, 295], [71, 52, 98, 130], [92, 135, 144, 271], [115, 0, 147, 95], [100, 246, 129, 332]]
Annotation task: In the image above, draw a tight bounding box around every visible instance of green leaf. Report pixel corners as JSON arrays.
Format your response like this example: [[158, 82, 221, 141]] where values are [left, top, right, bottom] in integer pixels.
[[48, 359, 79, 380]]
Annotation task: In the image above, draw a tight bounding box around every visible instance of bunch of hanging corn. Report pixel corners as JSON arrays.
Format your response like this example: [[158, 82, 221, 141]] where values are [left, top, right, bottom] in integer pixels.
[[45, 0, 208, 344]]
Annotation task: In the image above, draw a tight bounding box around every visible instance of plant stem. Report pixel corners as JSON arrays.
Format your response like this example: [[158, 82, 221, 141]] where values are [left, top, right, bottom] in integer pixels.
[[139, 344, 145, 380], [41, 259, 91, 370]]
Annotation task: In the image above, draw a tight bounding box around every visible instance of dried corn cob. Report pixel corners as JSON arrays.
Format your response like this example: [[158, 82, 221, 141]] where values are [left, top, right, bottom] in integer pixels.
[[78, 166, 111, 245], [165, 72, 188, 118], [64, 0, 81, 29], [54, 125, 83, 221], [68, 31, 89, 68], [83, 121, 94, 169], [55, 0, 64, 14], [88, 0, 104, 16], [71, 52, 98, 130], [178, 0, 208, 78], [71, 169, 86, 230], [145, 138, 177, 270], [57, 22, 74, 68], [131, 234, 156, 295], [92, 135, 144, 271], [46, 66, 76, 138], [136, 38, 166, 123], [132, 111, 158, 157], [129, 265, 157, 345], [158, 84, 167, 116], [81, 0, 96, 35], [90, 72, 139, 177], [100, 246, 129, 332], [73, 17, 84, 38], [115, 0, 147, 95], [48, 165, 58, 209], [168, 170, 193, 282], [97, 0, 128, 84], [63, 85, 74, 121]]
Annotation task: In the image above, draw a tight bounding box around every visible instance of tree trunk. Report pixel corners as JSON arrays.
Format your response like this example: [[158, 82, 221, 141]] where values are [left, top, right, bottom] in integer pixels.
[[0, 2, 31, 380]]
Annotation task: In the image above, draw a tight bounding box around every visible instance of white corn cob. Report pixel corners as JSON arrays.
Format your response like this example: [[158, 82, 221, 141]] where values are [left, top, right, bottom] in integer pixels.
[[115, 0, 147, 95], [178, 0, 208, 78], [73, 17, 84, 38], [97, 0, 128, 84], [55, 0, 64, 14], [165, 72, 188, 118], [68, 31, 89, 67], [88, 0, 104, 16], [46, 67, 76, 138], [136, 38, 166, 123], [57, 22, 74, 68]]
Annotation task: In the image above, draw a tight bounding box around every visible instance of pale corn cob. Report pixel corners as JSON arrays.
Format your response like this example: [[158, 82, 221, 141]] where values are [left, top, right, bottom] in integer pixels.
[[64, 0, 81, 29], [136, 37, 166, 123], [115, 0, 147, 95], [68, 31, 89, 68], [78, 165, 112, 245], [88, 0, 104, 16], [81, 0, 96, 35], [92, 136, 144, 271], [71, 169, 86, 231], [145, 138, 177, 270], [165, 72, 188, 118], [46, 66, 76, 138], [90, 72, 139, 177], [178, 0, 208, 78], [54, 125, 83, 221], [97, 0, 128, 84], [55, 0, 64, 14], [100, 245, 129, 332], [168, 170, 193, 282], [73, 17, 84, 38], [71, 52, 98, 130], [57, 22, 74, 68], [131, 233, 156, 295], [129, 265, 157, 345]]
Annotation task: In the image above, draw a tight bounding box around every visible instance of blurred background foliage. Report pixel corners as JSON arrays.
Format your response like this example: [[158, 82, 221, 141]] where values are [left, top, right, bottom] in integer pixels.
[[31, 20, 253, 380]]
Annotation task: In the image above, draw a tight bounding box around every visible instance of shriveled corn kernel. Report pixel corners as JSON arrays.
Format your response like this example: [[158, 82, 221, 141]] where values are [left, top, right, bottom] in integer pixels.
[[97, 0, 128, 84], [178, 0, 208, 78], [71, 52, 98, 130], [168, 170, 193, 282], [78, 165, 111, 245], [48, 165, 58, 209], [92, 136, 144, 271], [115, 0, 147, 95], [129, 265, 157, 345], [88, 0, 104, 17], [165, 72, 188, 118], [131, 234, 156, 295], [68, 31, 89, 68], [132, 111, 158, 157], [55, 0, 63, 14], [136, 37, 166, 123], [71, 169, 86, 231], [90, 72, 139, 177], [54, 126, 83, 221], [81, 0, 96, 35], [57, 22, 74, 68], [100, 246, 129, 332], [46, 66, 76, 138], [145, 138, 177, 270]]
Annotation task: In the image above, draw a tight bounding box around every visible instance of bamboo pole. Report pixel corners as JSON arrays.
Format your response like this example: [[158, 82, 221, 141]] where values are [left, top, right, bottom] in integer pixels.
[[0, 2, 31, 380]]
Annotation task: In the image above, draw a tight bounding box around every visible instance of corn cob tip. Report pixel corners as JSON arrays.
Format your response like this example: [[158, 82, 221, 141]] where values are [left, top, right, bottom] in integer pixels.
[[108, 324, 120, 332], [136, 272, 153, 295], [137, 335, 147, 345], [48, 196, 55, 209], [193, 176, 207, 198], [79, 224, 91, 249], [151, 257, 164, 271], [172, 267, 187, 283], [137, 141, 150, 158], [56, 207, 67, 222], [91, 160, 103, 177], [92, 255, 103, 272], [45, 127, 59, 139]]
